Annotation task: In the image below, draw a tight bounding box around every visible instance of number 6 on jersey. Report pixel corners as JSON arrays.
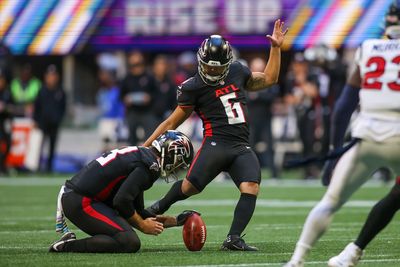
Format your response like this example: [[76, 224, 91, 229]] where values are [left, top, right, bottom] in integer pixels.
[[219, 92, 246, 124]]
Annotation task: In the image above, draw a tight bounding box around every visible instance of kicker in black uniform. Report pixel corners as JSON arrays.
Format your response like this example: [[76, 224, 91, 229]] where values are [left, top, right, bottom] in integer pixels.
[[49, 130, 195, 253], [143, 20, 288, 251]]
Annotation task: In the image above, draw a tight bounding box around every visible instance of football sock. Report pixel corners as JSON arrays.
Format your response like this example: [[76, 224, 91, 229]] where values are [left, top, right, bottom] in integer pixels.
[[152, 180, 189, 214], [228, 193, 257, 236], [355, 184, 400, 250], [290, 197, 336, 262], [63, 232, 140, 253]]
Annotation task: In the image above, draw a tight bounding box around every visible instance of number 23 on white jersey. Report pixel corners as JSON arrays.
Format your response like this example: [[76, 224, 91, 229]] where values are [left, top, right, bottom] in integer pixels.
[[356, 39, 400, 112]]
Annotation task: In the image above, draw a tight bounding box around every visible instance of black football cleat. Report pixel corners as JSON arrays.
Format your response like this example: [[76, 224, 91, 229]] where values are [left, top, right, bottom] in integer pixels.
[[220, 234, 258, 251], [144, 200, 162, 215], [49, 232, 76, 252], [176, 210, 201, 226]]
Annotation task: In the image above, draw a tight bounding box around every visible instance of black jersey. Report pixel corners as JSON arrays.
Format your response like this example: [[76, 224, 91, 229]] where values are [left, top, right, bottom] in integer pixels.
[[177, 61, 252, 144], [65, 146, 160, 219]]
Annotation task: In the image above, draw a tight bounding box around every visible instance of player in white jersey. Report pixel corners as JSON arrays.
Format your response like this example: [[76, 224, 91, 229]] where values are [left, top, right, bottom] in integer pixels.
[[285, 2, 400, 267]]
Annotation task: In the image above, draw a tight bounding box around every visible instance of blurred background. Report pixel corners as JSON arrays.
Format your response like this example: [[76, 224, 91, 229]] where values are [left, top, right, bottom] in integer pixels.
[[0, 0, 393, 179]]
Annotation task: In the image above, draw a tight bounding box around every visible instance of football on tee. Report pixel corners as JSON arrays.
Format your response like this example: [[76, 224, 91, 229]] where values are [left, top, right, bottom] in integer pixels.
[[182, 213, 207, 251]]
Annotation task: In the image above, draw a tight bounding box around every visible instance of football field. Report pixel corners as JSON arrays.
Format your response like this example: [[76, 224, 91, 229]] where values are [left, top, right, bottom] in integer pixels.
[[1, 176, 400, 267]]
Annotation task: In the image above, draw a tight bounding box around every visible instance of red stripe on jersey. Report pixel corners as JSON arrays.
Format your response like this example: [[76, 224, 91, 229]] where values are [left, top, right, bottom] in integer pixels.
[[186, 138, 206, 178], [396, 176, 400, 185], [82, 197, 124, 231], [95, 175, 127, 201], [199, 111, 213, 137]]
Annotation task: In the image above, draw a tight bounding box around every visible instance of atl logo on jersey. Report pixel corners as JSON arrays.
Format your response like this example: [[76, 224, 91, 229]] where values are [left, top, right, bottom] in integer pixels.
[[215, 84, 239, 97]]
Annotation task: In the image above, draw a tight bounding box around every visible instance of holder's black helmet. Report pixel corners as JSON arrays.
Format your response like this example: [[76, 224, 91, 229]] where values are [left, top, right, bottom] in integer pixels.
[[151, 130, 194, 182], [197, 35, 233, 85]]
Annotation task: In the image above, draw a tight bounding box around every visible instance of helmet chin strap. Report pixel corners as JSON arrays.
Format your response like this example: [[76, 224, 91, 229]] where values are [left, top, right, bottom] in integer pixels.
[[160, 147, 167, 178], [198, 71, 221, 86], [161, 146, 182, 183]]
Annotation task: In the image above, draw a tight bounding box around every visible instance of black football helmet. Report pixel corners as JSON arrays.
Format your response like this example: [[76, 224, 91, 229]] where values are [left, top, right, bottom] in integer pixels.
[[151, 130, 194, 182], [385, 0, 400, 39], [197, 35, 233, 85]]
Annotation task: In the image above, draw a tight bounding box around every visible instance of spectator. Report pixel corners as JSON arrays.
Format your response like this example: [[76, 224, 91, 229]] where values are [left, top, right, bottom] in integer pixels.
[[120, 51, 158, 145], [284, 53, 319, 179], [173, 51, 202, 146], [96, 69, 124, 151], [152, 55, 176, 121], [0, 69, 14, 174], [247, 57, 279, 178], [96, 53, 119, 73], [97, 69, 124, 119], [174, 51, 197, 85], [305, 44, 342, 156], [34, 65, 66, 173], [10, 63, 41, 117]]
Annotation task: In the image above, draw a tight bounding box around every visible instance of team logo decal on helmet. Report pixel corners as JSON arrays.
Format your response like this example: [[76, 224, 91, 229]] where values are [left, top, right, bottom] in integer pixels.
[[168, 138, 192, 159]]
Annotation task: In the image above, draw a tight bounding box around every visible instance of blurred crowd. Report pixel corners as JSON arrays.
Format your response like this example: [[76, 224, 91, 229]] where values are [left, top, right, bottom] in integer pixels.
[[0, 41, 350, 179]]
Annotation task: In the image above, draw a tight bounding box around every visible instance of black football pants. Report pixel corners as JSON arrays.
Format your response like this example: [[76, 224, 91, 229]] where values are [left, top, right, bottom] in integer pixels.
[[60, 189, 140, 253]]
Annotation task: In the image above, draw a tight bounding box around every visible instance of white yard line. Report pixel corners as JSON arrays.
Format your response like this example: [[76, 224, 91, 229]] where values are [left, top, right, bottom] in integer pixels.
[[0, 178, 390, 188], [0, 216, 54, 221], [0, 178, 66, 186], [0, 211, 369, 223], [0, 246, 49, 249], [0, 207, 387, 224], [205, 210, 372, 217], [143, 199, 378, 208], [154, 258, 400, 267], [0, 199, 378, 210], [0, 230, 55, 234], [0, 228, 398, 244]]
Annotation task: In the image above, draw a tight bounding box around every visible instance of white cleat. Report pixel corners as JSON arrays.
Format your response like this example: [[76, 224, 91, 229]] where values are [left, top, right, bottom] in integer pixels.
[[328, 242, 363, 267], [283, 261, 304, 267]]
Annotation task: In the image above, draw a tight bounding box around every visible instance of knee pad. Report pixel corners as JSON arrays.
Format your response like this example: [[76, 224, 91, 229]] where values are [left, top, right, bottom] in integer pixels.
[[114, 231, 141, 253]]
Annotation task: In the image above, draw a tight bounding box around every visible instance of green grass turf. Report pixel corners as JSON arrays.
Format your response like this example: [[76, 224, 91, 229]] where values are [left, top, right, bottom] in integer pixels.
[[0, 176, 399, 267]]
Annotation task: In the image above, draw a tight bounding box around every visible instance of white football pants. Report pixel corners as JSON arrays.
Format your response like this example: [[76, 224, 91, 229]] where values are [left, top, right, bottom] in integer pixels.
[[290, 136, 400, 263]]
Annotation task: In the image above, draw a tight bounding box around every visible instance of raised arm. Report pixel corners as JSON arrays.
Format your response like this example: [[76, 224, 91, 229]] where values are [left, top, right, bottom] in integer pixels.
[[246, 19, 288, 91], [143, 106, 194, 147]]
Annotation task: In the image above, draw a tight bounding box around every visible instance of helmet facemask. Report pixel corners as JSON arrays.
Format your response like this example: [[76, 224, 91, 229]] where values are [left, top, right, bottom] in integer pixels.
[[160, 145, 191, 183], [197, 54, 232, 86]]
